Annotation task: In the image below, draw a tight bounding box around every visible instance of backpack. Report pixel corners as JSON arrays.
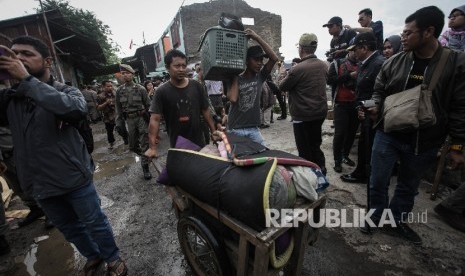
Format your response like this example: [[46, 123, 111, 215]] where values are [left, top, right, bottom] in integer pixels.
[[73, 119, 94, 154]]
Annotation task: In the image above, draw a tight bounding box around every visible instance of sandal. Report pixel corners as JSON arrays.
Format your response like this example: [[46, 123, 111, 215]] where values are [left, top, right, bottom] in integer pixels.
[[80, 257, 103, 276], [106, 258, 128, 276]]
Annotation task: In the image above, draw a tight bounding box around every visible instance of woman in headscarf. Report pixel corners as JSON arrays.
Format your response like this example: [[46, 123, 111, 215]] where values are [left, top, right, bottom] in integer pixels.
[[383, 35, 402, 59]]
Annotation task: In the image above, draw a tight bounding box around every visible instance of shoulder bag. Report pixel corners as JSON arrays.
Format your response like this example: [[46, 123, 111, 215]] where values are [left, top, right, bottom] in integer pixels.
[[383, 49, 450, 132]]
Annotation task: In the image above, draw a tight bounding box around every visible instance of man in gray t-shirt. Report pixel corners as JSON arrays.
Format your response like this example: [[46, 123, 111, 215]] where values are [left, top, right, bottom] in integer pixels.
[[227, 29, 279, 145]]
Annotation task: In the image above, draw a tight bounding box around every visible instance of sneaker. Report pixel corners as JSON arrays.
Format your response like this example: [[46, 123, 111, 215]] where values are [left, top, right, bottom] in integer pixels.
[[392, 223, 422, 245], [277, 116, 287, 120], [333, 164, 342, 173], [342, 156, 356, 167], [360, 224, 378, 234], [434, 204, 465, 233], [107, 258, 128, 276], [44, 216, 54, 229], [18, 206, 45, 227], [360, 217, 381, 234], [0, 235, 10, 256]]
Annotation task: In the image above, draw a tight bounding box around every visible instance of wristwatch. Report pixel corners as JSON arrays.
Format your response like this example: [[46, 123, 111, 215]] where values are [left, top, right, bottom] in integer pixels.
[[450, 144, 463, 152]]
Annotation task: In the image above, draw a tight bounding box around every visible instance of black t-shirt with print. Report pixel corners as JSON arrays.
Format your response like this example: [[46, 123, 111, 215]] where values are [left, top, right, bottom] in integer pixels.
[[406, 55, 430, 89], [150, 79, 209, 147]]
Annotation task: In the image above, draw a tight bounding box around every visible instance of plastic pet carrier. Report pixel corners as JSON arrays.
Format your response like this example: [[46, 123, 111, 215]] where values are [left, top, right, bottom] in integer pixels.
[[199, 27, 247, 81]]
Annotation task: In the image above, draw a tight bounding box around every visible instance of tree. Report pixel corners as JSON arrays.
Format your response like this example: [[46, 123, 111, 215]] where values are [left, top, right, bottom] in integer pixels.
[[37, 0, 120, 65]]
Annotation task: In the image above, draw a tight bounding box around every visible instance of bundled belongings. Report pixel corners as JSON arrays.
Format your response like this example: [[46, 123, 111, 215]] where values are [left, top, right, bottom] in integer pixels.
[[166, 133, 329, 268], [166, 133, 329, 231]]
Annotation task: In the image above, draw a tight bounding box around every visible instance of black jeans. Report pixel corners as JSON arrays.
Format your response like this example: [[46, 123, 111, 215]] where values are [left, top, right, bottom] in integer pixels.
[[352, 117, 375, 178], [293, 119, 326, 172], [105, 122, 116, 144], [332, 102, 359, 164]]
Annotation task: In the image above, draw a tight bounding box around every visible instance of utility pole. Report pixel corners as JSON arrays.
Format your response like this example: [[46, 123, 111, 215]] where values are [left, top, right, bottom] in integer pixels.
[[37, 0, 64, 82]]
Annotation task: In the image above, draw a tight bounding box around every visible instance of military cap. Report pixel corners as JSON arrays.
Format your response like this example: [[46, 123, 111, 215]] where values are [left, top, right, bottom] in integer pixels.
[[120, 64, 135, 74]]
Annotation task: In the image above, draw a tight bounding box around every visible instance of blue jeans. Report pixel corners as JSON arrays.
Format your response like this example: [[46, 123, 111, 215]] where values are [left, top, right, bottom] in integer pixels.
[[228, 127, 265, 145], [37, 183, 119, 262], [370, 130, 438, 222]]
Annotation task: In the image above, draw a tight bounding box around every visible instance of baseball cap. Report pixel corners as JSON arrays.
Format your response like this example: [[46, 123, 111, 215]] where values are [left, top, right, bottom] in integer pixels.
[[346, 32, 376, 51], [247, 45, 269, 59], [322, 16, 343, 27], [346, 37, 356, 51], [298, 33, 318, 47], [120, 64, 135, 74]]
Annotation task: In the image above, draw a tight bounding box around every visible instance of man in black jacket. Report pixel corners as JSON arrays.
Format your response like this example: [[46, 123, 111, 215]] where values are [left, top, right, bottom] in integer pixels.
[[341, 32, 385, 183], [0, 36, 127, 275], [366, 6, 465, 244]]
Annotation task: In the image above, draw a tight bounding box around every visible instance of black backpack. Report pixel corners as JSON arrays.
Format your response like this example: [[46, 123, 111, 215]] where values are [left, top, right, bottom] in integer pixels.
[[74, 119, 94, 154]]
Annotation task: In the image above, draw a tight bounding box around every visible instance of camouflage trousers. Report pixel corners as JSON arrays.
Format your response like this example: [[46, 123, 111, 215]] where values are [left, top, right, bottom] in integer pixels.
[[126, 116, 150, 166]]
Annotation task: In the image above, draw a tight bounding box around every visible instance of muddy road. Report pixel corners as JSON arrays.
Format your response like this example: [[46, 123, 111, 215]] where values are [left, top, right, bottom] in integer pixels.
[[1, 116, 464, 276]]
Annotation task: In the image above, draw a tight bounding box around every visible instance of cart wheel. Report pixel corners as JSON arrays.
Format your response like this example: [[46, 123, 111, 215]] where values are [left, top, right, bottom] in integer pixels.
[[177, 216, 229, 276]]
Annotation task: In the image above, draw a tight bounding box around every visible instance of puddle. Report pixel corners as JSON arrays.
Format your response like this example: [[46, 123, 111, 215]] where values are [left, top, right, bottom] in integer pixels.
[[94, 156, 136, 179], [14, 229, 76, 276]]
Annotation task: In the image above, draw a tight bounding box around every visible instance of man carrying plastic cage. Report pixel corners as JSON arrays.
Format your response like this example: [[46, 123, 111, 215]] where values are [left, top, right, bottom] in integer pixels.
[[226, 29, 279, 145]]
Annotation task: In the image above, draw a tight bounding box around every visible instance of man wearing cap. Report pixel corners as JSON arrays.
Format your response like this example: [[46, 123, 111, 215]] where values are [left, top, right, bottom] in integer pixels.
[[344, 8, 384, 51], [323, 16, 357, 62], [226, 28, 279, 145], [115, 64, 152, 180], [341, 32, 385, 184], [278, 33, 328, 174]]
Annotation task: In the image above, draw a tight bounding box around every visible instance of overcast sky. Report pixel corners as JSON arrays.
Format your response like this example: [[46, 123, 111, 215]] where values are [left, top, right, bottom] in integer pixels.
[[0, 0, 460, 61]]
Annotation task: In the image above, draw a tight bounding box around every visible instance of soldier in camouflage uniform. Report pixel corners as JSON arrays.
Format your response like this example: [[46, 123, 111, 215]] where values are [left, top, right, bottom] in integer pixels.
[[81, 85, 101, 123], [97, 80, 119, 149], [115, 64, 152, 180]]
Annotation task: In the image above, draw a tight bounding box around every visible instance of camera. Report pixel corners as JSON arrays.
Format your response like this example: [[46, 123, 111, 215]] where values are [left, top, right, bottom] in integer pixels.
[[357, 100, 377, 110], [325, 48, 336, 62]]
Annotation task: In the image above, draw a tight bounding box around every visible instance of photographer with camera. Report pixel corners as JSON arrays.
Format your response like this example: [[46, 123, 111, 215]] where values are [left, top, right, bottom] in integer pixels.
[[340, 32, 385, 184], [323, 16, 357, 63]]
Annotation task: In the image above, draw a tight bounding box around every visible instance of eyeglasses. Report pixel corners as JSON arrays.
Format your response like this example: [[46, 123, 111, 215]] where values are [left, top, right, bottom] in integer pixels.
[[400, 30, 421, 38], [448, 13, 465, 19]]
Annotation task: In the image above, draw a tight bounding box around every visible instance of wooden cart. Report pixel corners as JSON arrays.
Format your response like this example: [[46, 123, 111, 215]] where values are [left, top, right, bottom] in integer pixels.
[[166, 185, 327, 276]]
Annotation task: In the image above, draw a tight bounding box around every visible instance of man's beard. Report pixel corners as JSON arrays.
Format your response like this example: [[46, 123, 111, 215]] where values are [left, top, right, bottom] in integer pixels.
[[28, 67, 46, 79]]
